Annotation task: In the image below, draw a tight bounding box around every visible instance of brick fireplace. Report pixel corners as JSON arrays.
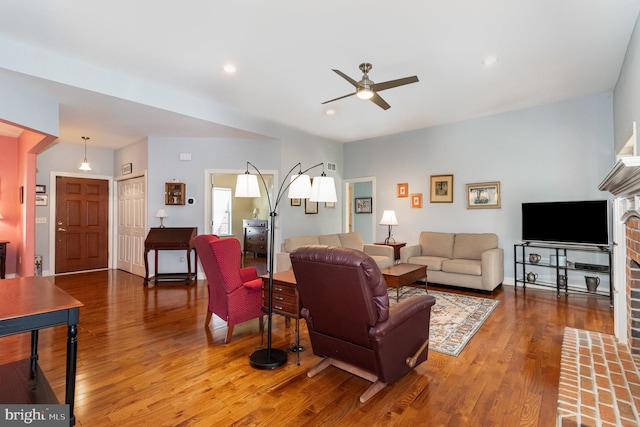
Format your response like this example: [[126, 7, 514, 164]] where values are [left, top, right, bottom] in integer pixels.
[[626, 216, 640, 354]]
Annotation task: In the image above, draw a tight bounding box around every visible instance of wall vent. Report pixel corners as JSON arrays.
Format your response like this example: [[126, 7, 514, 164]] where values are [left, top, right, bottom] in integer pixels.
[[327, 162, 336, 171]]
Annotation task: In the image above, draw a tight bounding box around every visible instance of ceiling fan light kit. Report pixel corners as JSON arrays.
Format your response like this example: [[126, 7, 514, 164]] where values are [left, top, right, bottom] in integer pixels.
[[323, 62, 418, 110]]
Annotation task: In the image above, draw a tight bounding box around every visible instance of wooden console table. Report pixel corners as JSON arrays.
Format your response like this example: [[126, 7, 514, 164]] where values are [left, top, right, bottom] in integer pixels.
[[0, 276, 83, 426], [0, 240, 8, 279], [144, 227, 197, 286]]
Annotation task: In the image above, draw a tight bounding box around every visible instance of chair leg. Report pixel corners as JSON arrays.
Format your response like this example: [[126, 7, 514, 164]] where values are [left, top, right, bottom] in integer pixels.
[[224, 325, 235, 344], [204, 311, 213, 327], [360, 380, 387, 403], [258, 315, 264, 334]]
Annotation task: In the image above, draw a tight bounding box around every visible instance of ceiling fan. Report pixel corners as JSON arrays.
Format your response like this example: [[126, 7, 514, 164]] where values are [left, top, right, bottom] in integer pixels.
[[322, 63, 419, 110]]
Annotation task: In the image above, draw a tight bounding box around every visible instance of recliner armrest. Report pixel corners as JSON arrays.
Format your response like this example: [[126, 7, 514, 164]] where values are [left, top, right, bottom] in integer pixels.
[[400, 244, 421, 263], [369, 295, 436, 340]]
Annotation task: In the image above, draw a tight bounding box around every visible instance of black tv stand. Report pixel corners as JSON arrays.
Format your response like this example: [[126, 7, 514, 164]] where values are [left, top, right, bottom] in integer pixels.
[[514, 242, 612, 306]]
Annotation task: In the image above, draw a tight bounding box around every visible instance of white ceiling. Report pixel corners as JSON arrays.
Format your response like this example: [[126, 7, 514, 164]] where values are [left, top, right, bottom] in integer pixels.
[[0, 1, 639, 149]]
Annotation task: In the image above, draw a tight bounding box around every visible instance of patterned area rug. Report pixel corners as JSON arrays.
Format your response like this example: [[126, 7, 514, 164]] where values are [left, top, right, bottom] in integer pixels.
[[388, 287, 499, 356]]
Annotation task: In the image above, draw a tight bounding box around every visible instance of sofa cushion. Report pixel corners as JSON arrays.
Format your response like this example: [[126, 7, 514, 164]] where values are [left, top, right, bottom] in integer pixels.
[[405, 255, 448, 272], [284, 235, 320, 253], [370, 255, 394, 269], [338, 232, 364, 251], [442, 259, 482, 276], [452, 233, 498, 260], [318, 234, 341, 246], [419, 232, 455, 259]]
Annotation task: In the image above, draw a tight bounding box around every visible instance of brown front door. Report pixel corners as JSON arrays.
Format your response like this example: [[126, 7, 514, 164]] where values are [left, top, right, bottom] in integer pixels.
[[55, 176, 109, 274]]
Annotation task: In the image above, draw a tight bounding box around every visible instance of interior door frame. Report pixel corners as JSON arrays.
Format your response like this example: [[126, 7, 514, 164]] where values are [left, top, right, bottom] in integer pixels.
[[115, 170, 147, 276], [343, 176, 376, 240], [203, 168, 278, 279], [48, 171, 115, 275]]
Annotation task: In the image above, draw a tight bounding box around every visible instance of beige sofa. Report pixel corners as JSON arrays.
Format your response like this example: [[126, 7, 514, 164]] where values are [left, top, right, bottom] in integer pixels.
[[400, 231, 504, 292], [275, 231, 394, 272]]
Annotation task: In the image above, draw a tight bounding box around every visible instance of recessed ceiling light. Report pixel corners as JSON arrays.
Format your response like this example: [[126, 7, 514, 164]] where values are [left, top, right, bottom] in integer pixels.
[[223, 64, 237, 73], [325, 109, 336, 116], [482, 55, 499, 66]]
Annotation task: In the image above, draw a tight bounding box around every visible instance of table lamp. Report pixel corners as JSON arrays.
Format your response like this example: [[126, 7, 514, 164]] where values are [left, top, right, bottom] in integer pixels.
[[155, 208, 168, 228], [380, 210, 398, 244]]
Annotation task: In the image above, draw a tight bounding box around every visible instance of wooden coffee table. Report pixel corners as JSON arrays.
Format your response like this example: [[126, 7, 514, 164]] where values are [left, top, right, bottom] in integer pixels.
[[379, 263, 428, 301]]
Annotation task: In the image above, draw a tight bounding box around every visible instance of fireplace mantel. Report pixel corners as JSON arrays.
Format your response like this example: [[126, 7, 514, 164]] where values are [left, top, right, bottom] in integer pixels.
[[599, 156, 640, 197]]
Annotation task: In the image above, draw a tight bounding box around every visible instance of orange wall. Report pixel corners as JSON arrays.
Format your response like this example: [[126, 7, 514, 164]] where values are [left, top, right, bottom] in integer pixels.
[[0, 135, 19, 276]]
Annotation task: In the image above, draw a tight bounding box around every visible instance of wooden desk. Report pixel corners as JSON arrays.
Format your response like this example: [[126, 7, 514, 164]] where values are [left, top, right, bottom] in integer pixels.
[[0, 240, 8, 279], [144, 227, 197, 286], [260, 270, 303, 365], [0, 276, 83, 426]]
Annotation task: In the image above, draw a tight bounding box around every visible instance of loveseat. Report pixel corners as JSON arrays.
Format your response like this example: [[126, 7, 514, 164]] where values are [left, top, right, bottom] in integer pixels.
[[275, 231, 394, 272], [400, 231, 504, 292]]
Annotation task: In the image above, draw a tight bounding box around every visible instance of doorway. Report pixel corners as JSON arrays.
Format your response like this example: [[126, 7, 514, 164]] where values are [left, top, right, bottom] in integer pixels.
[[204, 169, 275, 273], [116, 174, 147, 277], [343, 177, 376, 243], [55, 176, 110, 273]]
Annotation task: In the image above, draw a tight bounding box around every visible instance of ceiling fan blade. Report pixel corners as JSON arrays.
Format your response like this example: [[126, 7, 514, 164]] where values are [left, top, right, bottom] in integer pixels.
[[332, 69, 359, 87], [322, 92, 356, 104], [370, 93, 391, 110], [372, 76, 419, 92]]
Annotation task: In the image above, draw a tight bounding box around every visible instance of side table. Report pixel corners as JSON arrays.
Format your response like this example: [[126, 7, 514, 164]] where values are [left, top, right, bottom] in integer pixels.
[[375, 241, 406, 262]]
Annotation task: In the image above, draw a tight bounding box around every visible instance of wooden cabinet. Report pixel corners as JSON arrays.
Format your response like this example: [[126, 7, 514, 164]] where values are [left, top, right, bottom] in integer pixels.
[[243, 219, 268, 256], [165, 182, 185, 205]]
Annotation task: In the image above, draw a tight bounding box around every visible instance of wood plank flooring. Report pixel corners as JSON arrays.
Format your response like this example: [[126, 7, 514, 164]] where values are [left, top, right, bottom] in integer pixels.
[[0, 269, 613, 426]]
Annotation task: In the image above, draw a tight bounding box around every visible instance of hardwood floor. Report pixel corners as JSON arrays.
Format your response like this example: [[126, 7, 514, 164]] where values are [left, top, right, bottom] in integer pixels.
[[0, 270, 613, 426]]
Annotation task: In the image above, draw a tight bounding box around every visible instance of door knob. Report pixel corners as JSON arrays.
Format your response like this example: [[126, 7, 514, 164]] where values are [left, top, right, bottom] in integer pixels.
[[58, 227, 66, 232]]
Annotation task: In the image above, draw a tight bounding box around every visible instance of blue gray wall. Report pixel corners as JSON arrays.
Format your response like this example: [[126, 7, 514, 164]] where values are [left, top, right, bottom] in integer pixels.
[[344, 93, 614, 283]]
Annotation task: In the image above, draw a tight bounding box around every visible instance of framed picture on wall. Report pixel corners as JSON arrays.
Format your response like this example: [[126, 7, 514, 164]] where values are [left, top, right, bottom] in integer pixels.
[[355, 197, 372, 214], [35, 184, 46, 194], [430, 174, 454, 203], [305, 199, 318, 214], [411, 193, 422, 208], [466, 181, 501, 209], [397, 183, 408, 198], [290, 198, 301, 206]]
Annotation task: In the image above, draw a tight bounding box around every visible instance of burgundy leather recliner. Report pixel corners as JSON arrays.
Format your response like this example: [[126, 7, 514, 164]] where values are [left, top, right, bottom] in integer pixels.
[[291, 245, 436, 403]]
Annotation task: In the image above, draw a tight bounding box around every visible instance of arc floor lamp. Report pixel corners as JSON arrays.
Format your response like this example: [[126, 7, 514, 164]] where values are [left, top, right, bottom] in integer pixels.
[[236, 161, 337, 369]]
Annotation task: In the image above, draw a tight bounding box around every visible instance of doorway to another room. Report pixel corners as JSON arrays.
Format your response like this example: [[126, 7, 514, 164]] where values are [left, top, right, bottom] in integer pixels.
[[206, 170, 273, 276]]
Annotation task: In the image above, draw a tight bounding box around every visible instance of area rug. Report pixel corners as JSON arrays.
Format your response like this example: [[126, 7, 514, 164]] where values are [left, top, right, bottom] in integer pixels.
[[388, 287, 499, 356]]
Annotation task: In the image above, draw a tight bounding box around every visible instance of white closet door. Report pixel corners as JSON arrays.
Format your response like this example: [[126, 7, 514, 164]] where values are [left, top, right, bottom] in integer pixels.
[[117, 176, 146, 276]]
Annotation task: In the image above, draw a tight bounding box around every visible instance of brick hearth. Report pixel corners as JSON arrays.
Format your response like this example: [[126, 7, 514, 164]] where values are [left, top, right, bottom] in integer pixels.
[[557, 328, 640, 426]]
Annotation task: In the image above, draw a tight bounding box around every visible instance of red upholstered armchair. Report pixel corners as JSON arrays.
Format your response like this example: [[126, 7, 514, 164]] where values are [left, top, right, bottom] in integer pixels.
[[193, 235, 263, 343], [291, 246, 436, 403]]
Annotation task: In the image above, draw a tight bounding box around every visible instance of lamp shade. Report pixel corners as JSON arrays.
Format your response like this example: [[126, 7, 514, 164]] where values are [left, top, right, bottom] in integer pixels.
[[379, 210, 398, 226], [309, 175, 337, 202], [155, 208, 168, 219], [287, 174, 312, 199], [235, 173, 261, 198]]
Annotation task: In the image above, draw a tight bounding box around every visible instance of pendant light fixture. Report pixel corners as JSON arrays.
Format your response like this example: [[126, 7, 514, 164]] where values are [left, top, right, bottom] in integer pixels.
[[79, 136, 92, 171]]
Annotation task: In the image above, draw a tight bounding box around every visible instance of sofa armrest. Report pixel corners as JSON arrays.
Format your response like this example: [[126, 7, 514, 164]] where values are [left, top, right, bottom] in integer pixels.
[[400, 244, 421, 263], [481, 247, 504, 289], [363, 243, 394, 259], [275, 252, 292, 272]]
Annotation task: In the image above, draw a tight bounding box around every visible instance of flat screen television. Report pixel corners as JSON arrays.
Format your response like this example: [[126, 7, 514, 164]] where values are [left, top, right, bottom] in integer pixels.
[[521, 200, 610, 246]]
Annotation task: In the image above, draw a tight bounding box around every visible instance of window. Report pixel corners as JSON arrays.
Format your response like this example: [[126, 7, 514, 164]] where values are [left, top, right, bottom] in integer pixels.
[[212, 187, 232, 235]]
